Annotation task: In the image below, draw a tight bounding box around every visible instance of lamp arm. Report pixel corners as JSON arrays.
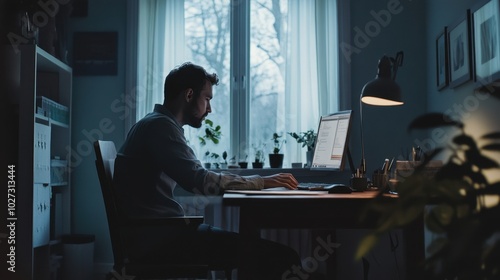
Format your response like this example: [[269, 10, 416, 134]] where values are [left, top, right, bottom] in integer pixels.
[[359, 95, 366, 176]]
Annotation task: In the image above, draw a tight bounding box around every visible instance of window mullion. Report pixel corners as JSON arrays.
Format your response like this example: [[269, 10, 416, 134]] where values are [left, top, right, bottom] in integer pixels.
[[230, 0, 250, 161]]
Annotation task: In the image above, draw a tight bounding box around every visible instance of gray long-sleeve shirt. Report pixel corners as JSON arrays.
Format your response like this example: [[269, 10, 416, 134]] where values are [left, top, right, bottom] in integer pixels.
[[113, 104, 263, 218]]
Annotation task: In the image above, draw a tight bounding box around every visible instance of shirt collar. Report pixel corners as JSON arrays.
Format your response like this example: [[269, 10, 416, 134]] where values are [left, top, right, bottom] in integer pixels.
[[153, 104, 183, 128]]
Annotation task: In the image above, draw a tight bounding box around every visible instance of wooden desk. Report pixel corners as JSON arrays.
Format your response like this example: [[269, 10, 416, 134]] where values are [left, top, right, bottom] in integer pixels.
[[223, 190, 424, 279]]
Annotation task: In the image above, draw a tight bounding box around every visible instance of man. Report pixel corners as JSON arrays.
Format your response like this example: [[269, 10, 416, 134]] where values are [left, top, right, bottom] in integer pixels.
[[113, 62, 301, 279]]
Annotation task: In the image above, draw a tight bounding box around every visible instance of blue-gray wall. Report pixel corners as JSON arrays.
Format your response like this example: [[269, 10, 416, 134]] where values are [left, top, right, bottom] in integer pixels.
[[426, 0, 500, 157], [68, 0, 126, 264], [337, 0, 427, 277], [348, 0, 427, 177]]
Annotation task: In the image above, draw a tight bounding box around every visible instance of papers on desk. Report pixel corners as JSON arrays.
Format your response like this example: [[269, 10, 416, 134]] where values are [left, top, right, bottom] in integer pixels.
[[225, 187, 326, 195]]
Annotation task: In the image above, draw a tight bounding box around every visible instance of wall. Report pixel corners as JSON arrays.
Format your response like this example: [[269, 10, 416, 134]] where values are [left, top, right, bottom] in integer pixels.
[[339, 0, 427, 279], [426, 0, 500, 182], [424, 0, 500, 269], [67, 0, 126, 266], [348, 0, 427, 177], [342, 0, 500, 278]]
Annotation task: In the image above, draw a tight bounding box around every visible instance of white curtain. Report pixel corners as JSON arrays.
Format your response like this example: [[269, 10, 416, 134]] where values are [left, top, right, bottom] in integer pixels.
[[135, 0, 186, 120], [284, 0, 338, 164], [316, 0, 339, 115]]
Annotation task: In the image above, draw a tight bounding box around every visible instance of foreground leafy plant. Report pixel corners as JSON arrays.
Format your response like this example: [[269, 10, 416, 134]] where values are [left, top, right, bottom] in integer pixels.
[[356, 112, 500, 279]]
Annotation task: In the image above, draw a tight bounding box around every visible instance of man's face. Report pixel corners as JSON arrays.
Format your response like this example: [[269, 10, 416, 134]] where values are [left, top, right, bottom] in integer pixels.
[[186, 80, 213, 128]]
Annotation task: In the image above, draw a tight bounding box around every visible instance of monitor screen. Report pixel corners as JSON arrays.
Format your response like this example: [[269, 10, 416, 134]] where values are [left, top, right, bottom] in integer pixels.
[[310, 110, 353, 171]]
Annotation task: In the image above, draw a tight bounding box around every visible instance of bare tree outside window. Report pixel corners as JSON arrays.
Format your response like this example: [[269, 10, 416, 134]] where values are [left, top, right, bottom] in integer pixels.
[[183, 0, 288, 163], [249, 0, 287, 154]]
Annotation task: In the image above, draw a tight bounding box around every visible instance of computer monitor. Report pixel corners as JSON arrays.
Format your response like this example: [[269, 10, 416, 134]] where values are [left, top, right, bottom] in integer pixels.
[[310, 110, 353, 171]]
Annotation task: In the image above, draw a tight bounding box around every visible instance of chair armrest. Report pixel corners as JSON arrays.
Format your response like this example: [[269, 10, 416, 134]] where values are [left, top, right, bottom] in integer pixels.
[[121, 216, 204, 228]]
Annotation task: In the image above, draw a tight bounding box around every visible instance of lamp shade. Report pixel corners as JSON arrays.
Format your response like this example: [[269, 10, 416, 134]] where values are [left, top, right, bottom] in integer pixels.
[[361, 55, 404, 106]]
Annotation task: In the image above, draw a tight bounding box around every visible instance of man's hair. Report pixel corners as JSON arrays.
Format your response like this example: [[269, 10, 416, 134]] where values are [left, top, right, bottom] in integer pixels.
[[164, 62, 219, 102]]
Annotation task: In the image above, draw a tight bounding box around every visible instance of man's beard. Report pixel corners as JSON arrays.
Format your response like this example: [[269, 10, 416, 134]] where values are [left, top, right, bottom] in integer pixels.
[[187, 110, 206, 128]]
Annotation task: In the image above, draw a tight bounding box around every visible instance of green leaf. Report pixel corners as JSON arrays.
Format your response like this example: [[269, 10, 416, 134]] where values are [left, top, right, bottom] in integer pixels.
[[481, 132, 500, 139], [408, 113, 463, 132], [426, 237, 448, 256], [453, 134, 476, 148], [466, 150, 499, 169], [435, 163, 467, 181], [414, 148, 445, 169], [482, 143, 500, 151], [432, 204, 454, 226], [355, 234, 379, 260], [472, 185, 500, 195]]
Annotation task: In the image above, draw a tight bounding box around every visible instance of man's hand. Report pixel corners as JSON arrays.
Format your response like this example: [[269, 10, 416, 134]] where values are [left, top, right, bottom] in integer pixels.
[[262, 173, 299, 190]]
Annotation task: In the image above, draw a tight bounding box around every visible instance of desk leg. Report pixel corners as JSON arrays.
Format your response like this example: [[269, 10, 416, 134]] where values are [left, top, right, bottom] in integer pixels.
[[237, 207, 261, 238], [404, 215, 425, 279]]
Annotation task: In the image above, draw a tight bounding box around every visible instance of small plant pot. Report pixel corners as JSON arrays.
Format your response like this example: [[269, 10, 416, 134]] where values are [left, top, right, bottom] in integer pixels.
[[269, 154, 284, 168], [252, 162, 264, 168], [238, 162, 248, 169], [306, 150, 314, 167]]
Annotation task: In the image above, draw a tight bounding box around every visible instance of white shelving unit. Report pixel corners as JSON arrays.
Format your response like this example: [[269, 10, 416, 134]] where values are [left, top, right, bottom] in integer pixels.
[[8, 44, 72, 280]]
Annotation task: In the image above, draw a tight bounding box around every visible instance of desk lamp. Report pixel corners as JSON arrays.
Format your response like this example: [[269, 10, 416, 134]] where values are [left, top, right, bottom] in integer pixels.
[[359, 51, 404, 177]]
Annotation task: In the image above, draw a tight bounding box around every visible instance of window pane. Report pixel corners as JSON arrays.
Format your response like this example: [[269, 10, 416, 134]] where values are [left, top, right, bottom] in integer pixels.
[[184, 0, 231, 164], [249, 0, 288, 162]]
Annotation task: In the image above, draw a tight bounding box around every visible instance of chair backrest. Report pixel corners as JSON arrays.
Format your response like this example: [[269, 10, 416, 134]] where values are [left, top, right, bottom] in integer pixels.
[[93, 140, 126, 271]]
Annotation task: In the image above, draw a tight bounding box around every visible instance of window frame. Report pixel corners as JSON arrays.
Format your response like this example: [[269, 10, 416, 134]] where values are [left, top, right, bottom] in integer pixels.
[[125, 0, 352, 164], [230, 0, 251, 160]]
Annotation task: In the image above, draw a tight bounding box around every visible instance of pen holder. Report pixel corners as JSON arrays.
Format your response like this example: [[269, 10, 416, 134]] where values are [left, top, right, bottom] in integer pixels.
[[350, 177, 368, 192], [371, 173, 389, 190], [388, 178, 399, 194]]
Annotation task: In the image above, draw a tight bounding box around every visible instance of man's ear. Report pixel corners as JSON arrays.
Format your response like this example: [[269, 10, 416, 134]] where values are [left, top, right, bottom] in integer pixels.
[[185, 88, 194, 102]]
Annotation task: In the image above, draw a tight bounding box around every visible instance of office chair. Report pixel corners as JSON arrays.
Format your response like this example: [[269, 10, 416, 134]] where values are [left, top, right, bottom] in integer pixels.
[[93, 140, 234, 279]]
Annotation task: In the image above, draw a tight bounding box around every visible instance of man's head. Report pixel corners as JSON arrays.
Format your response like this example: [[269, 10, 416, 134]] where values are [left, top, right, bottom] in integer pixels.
[[163, 62, 219, 128]]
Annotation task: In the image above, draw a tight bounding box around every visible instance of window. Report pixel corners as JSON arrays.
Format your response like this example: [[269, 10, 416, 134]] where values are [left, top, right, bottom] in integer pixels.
[[134, 0, 340, 166]]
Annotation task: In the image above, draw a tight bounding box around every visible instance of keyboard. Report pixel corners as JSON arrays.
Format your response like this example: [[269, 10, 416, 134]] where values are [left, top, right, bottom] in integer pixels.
[[298, 182, 335, 190], [297, 182, 352, 193]]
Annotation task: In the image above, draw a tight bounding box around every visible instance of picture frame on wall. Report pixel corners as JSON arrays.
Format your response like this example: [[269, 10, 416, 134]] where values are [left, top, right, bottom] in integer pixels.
[[436, 27, 449, 90], [73, 31, 118, 76], [472, 0, 500, 86], [448, 10, 473, 88]]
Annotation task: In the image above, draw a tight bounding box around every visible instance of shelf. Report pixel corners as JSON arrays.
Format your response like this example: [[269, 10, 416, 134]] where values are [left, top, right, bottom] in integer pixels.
[[11, 44, 73, 279], [50, 119, 69, 128], [35, 114, 69, 128], [49, 239, 62, 246], [36, 46, 72, 74], [51, 182, 68, 187]]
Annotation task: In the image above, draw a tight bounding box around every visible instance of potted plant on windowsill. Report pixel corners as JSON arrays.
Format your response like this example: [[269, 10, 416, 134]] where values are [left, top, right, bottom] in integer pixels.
[[238, 154, 248, 169], [220, 151, 228, 169], [288, 129, 317, 167], [269, 133, 286, 168], [199, 119, 222, 169], [252, 144, 266, 168]]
